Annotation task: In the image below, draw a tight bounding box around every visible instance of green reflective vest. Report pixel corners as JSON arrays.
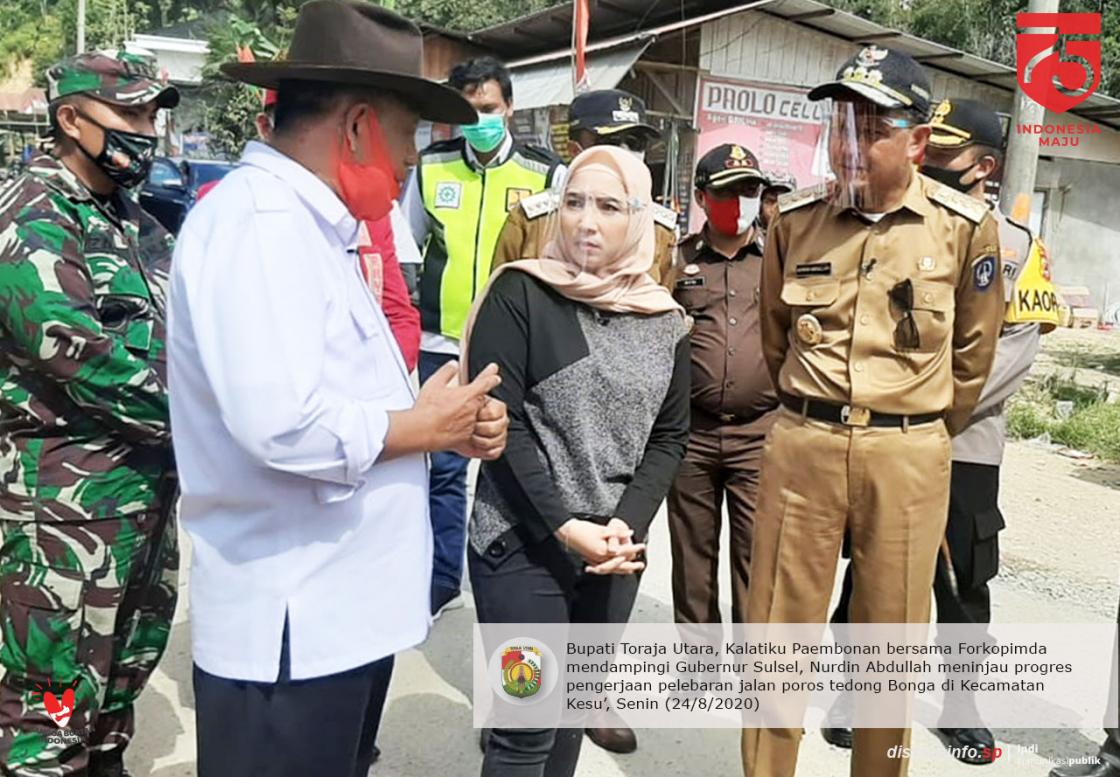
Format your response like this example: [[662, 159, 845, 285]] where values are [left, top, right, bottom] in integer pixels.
[[418, 138, 561, 340]]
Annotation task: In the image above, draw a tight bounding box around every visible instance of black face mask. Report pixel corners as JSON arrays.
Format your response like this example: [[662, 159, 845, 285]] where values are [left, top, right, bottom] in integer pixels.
[[920, 163, 981, 194], [75, 110, 158, 190]]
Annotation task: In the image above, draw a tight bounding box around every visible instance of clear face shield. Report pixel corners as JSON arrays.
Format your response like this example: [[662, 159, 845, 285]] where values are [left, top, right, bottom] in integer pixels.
[[824, 99, 920, 212], [544, 165, 651, 278]]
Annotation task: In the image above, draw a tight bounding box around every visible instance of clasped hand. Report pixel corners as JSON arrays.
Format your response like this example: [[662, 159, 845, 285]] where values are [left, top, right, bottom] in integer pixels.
[[556, 517, 645, 576]]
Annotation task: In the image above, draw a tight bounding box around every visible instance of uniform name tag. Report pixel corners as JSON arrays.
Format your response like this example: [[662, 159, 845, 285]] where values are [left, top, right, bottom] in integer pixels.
[[676, 277, 705, 288], [795, 262, 832, 278]]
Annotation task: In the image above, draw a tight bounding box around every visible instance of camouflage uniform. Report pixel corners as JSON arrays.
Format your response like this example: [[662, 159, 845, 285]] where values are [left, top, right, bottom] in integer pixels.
[[0, 53, 178, 777]]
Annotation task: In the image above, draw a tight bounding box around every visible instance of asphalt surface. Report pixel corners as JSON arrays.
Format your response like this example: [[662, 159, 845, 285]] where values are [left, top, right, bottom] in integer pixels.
[[129, 440, 1120, 776]]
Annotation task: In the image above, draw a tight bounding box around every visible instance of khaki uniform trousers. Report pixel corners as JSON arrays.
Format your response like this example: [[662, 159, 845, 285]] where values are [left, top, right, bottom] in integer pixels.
[[741, 408, 951, 777]]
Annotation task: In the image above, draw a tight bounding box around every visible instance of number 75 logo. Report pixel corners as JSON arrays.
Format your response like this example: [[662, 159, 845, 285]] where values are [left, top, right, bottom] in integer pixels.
[[1016, 13, 1101, 113]]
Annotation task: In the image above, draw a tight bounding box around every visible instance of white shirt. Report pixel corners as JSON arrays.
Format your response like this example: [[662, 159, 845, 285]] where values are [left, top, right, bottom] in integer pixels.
[[400, 132, 517, 356], [168, 142, 432, 682]]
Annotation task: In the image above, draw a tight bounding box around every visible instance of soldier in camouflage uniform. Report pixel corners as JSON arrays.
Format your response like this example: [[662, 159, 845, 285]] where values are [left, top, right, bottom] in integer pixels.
[[0, 52, 179, 777]]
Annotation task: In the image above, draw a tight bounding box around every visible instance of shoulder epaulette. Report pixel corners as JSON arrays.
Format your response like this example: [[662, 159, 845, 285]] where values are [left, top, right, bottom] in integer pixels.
[[778, 184, 827, 214], [651, 203, 679, 231], [928, 183, 988, 224], [519, 190, 558, 220]]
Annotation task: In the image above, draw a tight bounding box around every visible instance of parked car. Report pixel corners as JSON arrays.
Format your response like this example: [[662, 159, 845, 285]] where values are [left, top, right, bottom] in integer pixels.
[[140, 157, 235, 233]]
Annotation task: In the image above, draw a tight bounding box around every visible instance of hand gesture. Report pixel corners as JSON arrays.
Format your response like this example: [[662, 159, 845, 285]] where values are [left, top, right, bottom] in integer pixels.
[[414, 361, 501, 454], [455, 396, 508, 460]]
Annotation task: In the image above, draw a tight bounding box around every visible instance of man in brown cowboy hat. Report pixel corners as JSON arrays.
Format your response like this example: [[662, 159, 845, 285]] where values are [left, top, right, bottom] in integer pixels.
[[167, 3, 508, 775]]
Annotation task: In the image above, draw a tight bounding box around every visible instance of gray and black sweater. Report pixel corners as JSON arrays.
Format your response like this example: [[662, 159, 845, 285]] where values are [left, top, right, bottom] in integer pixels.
[[466, 270, 691, 556]]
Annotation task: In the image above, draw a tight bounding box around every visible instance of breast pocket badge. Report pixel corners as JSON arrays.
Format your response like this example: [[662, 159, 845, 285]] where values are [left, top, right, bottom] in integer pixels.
[[796, 313, 823, 345]]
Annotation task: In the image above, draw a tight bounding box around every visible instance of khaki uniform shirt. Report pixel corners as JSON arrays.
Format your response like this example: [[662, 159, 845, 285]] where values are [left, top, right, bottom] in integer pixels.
[[760, 173, 1004, 434], [669, 226, 777, 427], [492, 192, 678, 285]]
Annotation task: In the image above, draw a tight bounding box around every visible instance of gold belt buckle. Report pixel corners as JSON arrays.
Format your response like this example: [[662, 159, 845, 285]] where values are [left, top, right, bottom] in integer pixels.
[[719, 413, 736, 423], [840, 405, 871, 427]]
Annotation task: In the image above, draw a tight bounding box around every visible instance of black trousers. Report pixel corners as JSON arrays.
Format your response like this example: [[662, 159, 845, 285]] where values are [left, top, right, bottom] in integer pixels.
[[194, 619, 394, 777], [832, 461, 1003, 627], [470, 528, 641, 777]]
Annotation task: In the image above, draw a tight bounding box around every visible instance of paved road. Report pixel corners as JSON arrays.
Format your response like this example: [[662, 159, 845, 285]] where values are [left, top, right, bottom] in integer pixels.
[[129, 441, 1119, 776]]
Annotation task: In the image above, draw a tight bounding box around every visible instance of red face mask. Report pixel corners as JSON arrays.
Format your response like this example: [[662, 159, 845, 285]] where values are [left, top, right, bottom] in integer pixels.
[[706, 194, 760, 237], [337, 110, 399, 222]]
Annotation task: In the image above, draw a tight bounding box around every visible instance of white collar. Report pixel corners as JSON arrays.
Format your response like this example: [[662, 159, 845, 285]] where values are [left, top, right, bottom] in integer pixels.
[[464, 132, 514, 170], [240, 141, 358, 247]]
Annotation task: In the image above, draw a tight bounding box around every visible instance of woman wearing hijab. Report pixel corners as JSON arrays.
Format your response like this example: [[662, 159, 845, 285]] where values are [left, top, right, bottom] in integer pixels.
[[463, 146, 691, 776]]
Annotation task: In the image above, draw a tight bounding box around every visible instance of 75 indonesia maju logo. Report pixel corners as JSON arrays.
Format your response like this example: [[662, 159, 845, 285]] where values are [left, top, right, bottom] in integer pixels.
[[1016, 12, 1101, 113]]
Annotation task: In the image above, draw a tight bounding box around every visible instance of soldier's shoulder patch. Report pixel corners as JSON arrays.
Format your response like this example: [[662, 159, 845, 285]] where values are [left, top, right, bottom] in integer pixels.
[[778, 184, 827, 214], [928, 184, 988, 224], [650, 202, 679, 231], [519, 190, 558, 220]]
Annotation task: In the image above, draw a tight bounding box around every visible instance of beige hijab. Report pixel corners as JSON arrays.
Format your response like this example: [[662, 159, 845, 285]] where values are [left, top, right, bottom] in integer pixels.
[[460, 145, 682, 378]]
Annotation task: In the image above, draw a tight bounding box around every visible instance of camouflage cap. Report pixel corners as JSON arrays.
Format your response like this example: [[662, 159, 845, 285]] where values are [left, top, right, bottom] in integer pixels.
[[46, 51, 179, 109]]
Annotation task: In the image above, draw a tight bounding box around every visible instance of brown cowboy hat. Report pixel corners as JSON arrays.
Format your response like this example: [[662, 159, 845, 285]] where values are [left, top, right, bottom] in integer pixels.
[[220, 0, 475, 125]]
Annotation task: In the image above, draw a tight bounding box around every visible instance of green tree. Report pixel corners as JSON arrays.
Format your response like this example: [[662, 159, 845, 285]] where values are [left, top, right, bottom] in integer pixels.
[[394, 0, 550, 31]]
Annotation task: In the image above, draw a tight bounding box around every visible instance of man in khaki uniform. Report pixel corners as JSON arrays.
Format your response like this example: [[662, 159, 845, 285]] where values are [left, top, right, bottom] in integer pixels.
[[743, 47, 1004, 777], [666, 144, 778, 625], [825, 98, 1057, 764], [492, 89, 678, 284]]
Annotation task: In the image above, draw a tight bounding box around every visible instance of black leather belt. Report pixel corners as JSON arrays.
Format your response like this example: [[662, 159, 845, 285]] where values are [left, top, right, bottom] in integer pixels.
[[779, 392, 942, 428]]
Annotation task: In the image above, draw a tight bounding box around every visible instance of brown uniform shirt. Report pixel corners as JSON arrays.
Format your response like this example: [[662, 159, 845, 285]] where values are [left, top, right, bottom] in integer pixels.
[[761, 173, 1004, 434], [669, 227, 777, 425], [491, 192, 678, 285]]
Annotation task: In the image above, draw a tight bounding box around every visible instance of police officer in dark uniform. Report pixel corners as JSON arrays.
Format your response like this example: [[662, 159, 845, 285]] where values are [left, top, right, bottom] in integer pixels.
[[665, 144, 778, 625]]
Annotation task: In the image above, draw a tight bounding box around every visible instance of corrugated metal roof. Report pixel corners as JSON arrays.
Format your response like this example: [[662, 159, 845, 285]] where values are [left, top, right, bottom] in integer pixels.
[[472, 0, 1120, 128], [510, 41, 652, 111]]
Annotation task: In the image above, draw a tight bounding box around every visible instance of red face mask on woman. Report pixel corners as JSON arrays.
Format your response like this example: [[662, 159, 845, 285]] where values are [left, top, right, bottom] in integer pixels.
[[337, 110, 399, 222]]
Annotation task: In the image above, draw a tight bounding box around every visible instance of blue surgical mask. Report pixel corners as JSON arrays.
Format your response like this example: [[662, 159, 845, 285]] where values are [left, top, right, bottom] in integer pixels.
[[461, 112, 507, 154]]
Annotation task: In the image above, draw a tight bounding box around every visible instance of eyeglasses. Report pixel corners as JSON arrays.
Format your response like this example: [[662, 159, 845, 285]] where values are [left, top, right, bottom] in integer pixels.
[[830, 111, 916, 142], [889, 279, 921, 350], [596, 132, 651, 154]]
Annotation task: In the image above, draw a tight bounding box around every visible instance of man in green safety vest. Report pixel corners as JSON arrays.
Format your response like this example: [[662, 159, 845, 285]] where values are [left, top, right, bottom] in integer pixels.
[[401, 56, 562, 619]]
